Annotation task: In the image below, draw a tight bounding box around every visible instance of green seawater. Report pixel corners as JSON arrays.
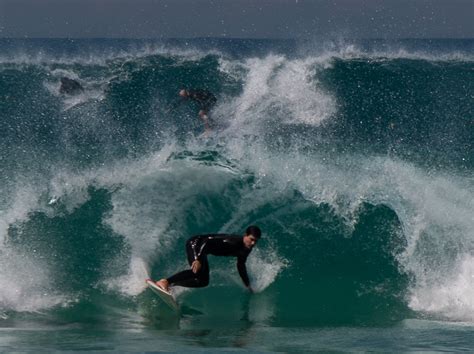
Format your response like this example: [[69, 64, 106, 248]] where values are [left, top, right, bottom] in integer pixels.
[[0, 38, 473, 352]]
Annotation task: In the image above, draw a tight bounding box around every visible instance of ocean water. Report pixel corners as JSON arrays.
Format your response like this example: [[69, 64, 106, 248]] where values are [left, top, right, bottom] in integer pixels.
[[0, 38, 473, 352]]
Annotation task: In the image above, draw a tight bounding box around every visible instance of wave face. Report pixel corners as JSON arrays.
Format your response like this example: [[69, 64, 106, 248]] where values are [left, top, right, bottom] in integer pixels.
[[0, 38, 473, 326]]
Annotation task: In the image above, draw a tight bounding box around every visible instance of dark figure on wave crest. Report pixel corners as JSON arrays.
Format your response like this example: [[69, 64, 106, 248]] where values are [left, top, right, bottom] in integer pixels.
[[178, 88, 217, 134], [59, 77, 84, 95], [155, 225, 261, 293]]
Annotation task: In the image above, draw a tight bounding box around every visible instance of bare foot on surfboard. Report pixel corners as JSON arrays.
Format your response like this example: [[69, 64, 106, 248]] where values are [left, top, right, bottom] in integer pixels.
[[155, 279, 170, 292]]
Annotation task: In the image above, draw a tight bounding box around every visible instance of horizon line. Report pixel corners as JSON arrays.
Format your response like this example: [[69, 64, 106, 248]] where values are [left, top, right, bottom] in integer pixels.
[[1, 36, 473, 41]]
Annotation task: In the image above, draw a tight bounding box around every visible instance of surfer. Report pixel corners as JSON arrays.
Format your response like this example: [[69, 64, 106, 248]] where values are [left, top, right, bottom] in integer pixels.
[[59, 77, 84, 95], [155, 225, 261, 293], [177, 88, 217, 133]]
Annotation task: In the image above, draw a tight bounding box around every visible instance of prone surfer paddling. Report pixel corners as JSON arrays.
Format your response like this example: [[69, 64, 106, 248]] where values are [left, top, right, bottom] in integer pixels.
[[155, 225, 261, 293]]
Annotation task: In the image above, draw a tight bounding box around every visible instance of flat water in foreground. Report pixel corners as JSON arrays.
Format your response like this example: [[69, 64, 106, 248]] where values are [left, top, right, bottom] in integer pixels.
[[1, 317, 473, 352]]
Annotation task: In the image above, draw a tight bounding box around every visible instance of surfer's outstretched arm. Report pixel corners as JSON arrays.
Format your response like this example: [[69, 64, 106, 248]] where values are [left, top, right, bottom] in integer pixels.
[[237, 255, 253, 292]]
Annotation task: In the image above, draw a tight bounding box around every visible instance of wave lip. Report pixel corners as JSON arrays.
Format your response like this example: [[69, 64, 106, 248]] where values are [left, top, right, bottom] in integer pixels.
[[1, 38, 473, 67]]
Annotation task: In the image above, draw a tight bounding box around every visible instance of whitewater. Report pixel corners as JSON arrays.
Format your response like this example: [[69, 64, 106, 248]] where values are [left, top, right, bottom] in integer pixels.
[[0, 38, 473, 351]]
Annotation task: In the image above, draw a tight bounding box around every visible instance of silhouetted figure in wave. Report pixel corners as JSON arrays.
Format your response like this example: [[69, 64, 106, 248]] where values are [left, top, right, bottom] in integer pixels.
[[176, 88, 217, 134], [59, 77, 84, 95]]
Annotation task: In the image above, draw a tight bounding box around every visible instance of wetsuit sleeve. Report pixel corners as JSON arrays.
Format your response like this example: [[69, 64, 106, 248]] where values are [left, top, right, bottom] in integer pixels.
[[237, 255, 250, 287]]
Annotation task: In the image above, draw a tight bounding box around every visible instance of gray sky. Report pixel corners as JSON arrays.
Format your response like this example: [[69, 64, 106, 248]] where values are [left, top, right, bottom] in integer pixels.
[[0, 0, 473, 39]]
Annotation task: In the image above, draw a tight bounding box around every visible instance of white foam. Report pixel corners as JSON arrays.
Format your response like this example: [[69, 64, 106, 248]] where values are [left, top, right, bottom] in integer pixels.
[[1, 152, 172, 301], [409, 254, 474, 321], [0, 182, 41, 245], [44, 143, 474, 320], [272, 58, 336, 125], [222, 138, 474, 321], [102, 152, 249, 292], [2, 133, 472, 319], [0, 175, 83, 313], [1, 101, 471, 317], [219, 55, 337, 133], [0, 247, 68, 312], [35, 145, 243, 295], [246, 248, 288, 293], [104, 256, 150, 296]]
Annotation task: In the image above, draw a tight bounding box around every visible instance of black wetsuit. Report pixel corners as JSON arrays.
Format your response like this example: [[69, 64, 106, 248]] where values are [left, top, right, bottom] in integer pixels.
[[186, 89, 217, 112], [167, 234, 252, 288]]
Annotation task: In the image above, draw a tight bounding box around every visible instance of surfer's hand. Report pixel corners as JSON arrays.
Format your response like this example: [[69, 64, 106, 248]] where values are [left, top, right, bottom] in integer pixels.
[[191, 260, 201, 273]]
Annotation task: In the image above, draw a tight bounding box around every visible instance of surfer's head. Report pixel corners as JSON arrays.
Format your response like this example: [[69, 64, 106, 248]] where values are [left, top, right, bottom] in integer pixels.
[[179, 89, 189, 97], [243, 225, 261, 249]]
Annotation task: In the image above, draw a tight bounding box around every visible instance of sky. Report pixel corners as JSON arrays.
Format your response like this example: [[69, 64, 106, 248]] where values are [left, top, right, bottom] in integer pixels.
[[0, 0, 473, 39]]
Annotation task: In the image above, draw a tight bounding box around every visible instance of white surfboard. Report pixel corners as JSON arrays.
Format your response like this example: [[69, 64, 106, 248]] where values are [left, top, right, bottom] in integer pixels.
[[146, 279, 179, 311]]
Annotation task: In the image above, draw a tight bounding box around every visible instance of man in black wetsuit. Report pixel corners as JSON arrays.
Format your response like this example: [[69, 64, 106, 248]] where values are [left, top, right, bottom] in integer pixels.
[[155, 225, 261, 293], [179, 88, 217, 133]]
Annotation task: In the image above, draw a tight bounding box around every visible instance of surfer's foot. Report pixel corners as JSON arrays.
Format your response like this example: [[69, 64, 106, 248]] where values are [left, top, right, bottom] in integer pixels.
[[156, 279, 169, 292]]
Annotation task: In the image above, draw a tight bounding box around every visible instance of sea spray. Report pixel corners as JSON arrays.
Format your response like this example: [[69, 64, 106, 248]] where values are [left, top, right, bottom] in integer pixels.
[[0, 38, 472, 327]]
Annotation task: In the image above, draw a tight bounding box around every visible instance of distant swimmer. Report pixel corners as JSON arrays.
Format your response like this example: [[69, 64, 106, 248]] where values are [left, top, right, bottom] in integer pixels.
[[59, 77, 84, 95], [178, 88, 217, 133], [154, 225, 261, 293]]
